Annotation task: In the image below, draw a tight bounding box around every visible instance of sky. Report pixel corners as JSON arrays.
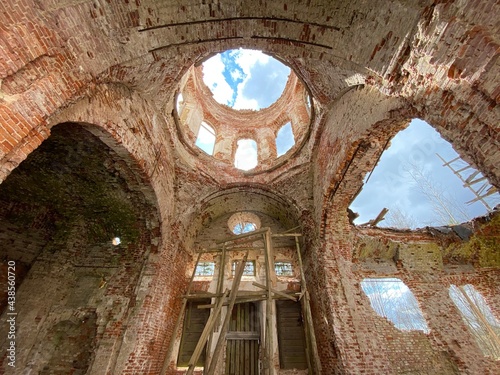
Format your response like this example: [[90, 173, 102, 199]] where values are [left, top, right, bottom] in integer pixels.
[[350, 119, 500, 228], [199, 49, 499, 224]]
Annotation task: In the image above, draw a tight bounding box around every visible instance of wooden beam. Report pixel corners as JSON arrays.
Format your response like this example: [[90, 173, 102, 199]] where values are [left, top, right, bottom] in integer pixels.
[[263, 229, 275, 375], [215, 227, 269, 245], [252, 282, 297, 302], [368, 207, 389, 226]]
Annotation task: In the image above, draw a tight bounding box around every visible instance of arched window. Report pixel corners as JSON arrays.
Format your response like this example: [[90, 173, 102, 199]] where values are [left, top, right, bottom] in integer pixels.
[[276, 122, 295, 156], [228, 212, 261, 235], [195, 122, 216, 155], [234, 139, 258, 170]]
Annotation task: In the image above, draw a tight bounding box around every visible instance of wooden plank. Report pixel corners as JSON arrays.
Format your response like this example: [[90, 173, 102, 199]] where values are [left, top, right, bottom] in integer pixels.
[[252, 281, 298, 302], [215, 227, 269, 245], [271, 233, 303, 237], [276, 300, 307, 369], [214, 243, 227, 332], [198, 247, 266, 254], [263, 229, 274, 375], [226, 331, 260, 340]]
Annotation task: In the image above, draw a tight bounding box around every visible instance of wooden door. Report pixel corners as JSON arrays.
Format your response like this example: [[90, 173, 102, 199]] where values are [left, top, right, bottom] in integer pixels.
[[225, 302, 260, 375], [177, 299, 211, 367], [275, 300, 308, 369]]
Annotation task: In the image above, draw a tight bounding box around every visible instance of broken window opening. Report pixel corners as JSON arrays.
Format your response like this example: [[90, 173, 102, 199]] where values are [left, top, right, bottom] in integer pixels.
[[234, 139, 258, 170], [349, 118, 500, 229], [449, 284, 500, 359], [195, 261, 215, 277], [275, 261, 293, 276], [195, 122, 216, 155], [276, 122, 295, 157], [361, 278, 430, 333], [231, 260, 256, 276]]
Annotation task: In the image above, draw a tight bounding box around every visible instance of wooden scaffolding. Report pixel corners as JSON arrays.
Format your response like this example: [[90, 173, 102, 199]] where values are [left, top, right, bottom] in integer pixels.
[[161, 227, 320, 375]]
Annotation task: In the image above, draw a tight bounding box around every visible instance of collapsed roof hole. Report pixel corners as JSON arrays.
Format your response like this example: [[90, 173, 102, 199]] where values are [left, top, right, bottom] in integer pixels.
[[276, 122, 295, 157], [195, 122, 216, 155], [202, 48, 290, 110], [349, 119, 500, 229], [234, 139, 258, 171]]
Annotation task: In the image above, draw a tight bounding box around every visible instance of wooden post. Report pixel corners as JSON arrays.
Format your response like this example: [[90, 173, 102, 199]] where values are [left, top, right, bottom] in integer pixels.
[[206, 244, 226, 370], [263, 229, 275, 375], [207, 251, 250, 375], [160, 252, 202, 375]]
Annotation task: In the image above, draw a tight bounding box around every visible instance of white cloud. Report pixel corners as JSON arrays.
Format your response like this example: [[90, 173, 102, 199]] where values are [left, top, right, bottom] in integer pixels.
[[232, 50, 271, 110], [202, 54, 234, 105]]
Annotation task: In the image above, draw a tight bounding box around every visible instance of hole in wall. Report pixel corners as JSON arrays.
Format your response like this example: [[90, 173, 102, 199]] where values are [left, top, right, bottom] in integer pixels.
[[349, 119, 500, 229], [175, 47, 312, 173], [361, 278, 430, 333], [449, 284, 500, 359]]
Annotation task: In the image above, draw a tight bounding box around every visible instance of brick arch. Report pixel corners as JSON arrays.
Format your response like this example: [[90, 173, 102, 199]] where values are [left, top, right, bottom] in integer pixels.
[[0, 122, 164, 374], [177, 184, 307, 250]]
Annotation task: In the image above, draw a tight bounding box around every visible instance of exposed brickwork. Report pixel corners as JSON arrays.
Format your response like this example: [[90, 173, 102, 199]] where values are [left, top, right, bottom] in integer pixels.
[[0, 1, 498, 374]]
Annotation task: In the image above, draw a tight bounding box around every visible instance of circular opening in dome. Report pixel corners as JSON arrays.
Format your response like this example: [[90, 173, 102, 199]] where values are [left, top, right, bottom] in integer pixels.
[[228, 212, 261, 235], [202, 48, 290, 110]]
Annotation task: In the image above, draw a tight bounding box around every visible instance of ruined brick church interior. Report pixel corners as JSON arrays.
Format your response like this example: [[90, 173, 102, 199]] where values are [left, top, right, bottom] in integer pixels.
[[0, 1, 499, 374]]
